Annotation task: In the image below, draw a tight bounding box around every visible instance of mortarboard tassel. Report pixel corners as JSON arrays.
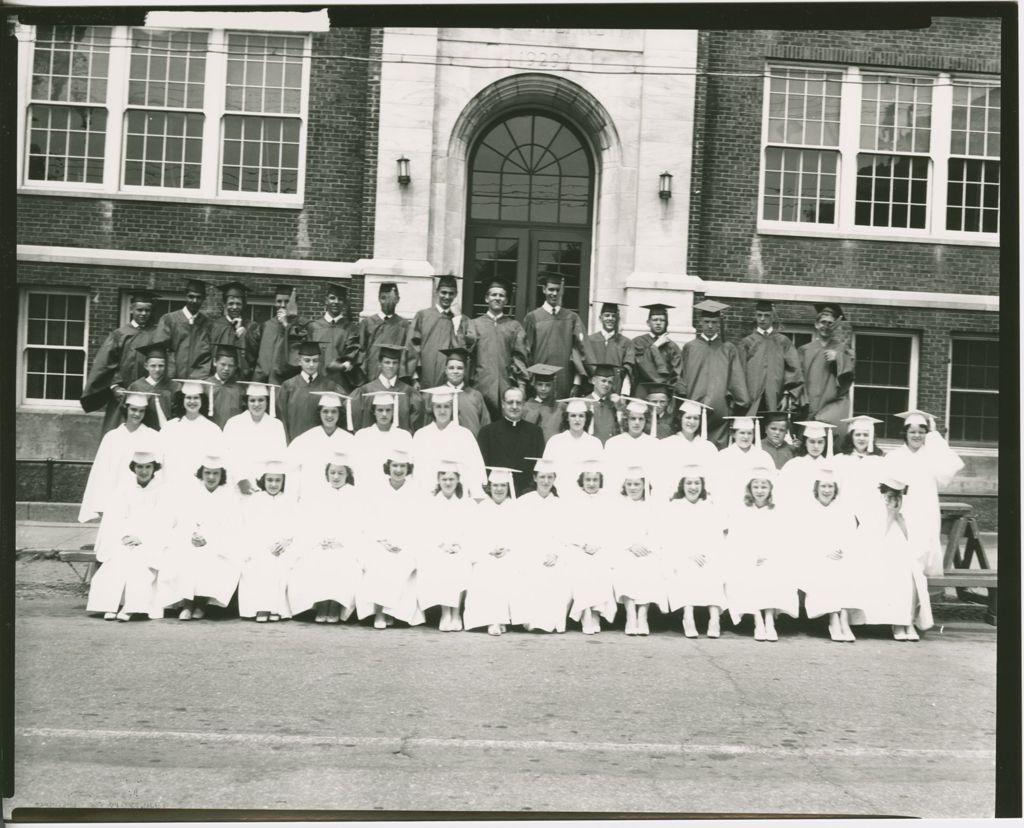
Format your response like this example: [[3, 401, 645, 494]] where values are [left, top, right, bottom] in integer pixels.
[[207, 385, 214, 418], [269, 386, 276, 419], [701, 407, 708, 441], [346, 396, 353, 432]]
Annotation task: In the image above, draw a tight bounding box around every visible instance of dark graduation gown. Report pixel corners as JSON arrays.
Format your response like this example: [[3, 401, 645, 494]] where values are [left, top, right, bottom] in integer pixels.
[[477, 418, 546, 496], [522, 306, 586, 400], [678, 335, 750, 449], [798, 338, 855, 428], [583, 331, 636, 395], [349, 377, 423, 433], [357, 313, 410, 382], [157, 309, 213, 380], [764, 441, 799, 470], [250, 316, 305, 385], [523, 398, 564, 443], [79, 322, 161, 434], [126, 375, 176, 430], [277, 372, 344, 444], [466, 314, 529, 420], [739, 328, 804, 414], [421, 383, 491, 437], [403, 306, 469, 390], [585, 393, 621, 445], [632, 333, 682, 396], [208, 375, 246, 429], [304, 315, 362, 392], [209, 315, 255, 381]]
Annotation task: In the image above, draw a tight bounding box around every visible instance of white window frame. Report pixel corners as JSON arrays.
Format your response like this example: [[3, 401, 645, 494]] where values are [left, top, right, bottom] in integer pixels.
[[758, 63, 1000, 247], [850, 329, 919, 421], [16, 23, 311, 208], [946, 334, 999, 446], [18, 288, 91, 410]]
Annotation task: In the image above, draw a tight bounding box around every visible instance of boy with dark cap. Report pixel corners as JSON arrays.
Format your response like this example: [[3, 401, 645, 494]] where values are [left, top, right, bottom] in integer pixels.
[[357, 281, 410, 383], [209, 282, 254, 380], [437, 346, 490, 437], [276, 340, 344, 442], [466, 279, 530, 420], [404, 274, 470, 391], [632, 302, 682, 397], [304, 280, 361, 391], [207, 343, 247, 428], [350, 343, 423, 433], [645, 383, 677, 439], [739, 299, 804, 416], [798, 302, 856, 431], [582, 363, 622, 445], [156, 278, 213, 380], [678, 299, 749, 449], [522, 363, 564, 442], [251, 284, 305, 386], [760, 411, 799, 469], [81, 287, 162, 434], [522, 272, 587, 400], [583, 297, 635, 396], [126, 340, 175, 430]]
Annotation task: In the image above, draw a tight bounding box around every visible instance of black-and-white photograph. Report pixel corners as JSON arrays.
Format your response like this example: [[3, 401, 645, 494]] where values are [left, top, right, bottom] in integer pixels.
[[6, 1, 1012, 819]]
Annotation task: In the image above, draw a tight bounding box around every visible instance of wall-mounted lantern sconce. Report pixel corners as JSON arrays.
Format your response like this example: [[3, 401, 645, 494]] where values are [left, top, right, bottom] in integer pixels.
[[659, 171, 673, 200], [397, 156, 411, 186]]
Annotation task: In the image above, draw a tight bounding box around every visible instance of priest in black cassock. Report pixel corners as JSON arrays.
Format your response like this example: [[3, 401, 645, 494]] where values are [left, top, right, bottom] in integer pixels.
[[476, 386, 545, 496]]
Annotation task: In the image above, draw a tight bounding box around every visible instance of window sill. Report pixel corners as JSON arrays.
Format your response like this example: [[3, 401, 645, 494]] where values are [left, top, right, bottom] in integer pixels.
[[18, 187, 304, 210], [757, 224, 1000, 248], [18, 404, 97, 414]]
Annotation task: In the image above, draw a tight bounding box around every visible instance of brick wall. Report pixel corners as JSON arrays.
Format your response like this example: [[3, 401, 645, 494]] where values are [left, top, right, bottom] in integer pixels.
[[688, 18, 1002, 295], [16, 27, 379, 264]]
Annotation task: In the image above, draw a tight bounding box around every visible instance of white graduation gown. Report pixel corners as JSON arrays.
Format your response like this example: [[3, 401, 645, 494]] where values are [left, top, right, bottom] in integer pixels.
[[286, 426, 357, 502], [287, 483, 365, 616], [884, 434, 964, 576], [415, 491, 475, 610], [602, 432, 662, 497], [723, 503, 799, 624], [222, 412, 288, 489], [796, 496, 867, 618], [237, 489, 297, 618], [463, 498, 523, 630], [86, 474, 171, 617], [542, 431, 604, 499], [710, 444, 776, 513], [832, 452, 887, 529], [79, 423, 160, 522], [654, 433, 720, 503], [159, 414, 223, 495], [158, 481, 244, 607], [661, 497, 728, 610], [565, 490, 618, 623], [412, 422, 487, 500], [511, 491, 573, 631], [608, 497, 669, 609], [851, 515, 934, 629], [777, 454, 830, 511], [351, 425, 412, 488]]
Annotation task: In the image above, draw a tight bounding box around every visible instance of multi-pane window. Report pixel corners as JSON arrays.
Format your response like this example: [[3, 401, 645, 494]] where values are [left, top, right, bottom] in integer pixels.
[[948, 337, 998, 444], [19, 24, 310, 202], [760, 65, 1000, 242], [22, 291, 89, 404], [469, 237, 521, 318], [851, 332, 916, 440]]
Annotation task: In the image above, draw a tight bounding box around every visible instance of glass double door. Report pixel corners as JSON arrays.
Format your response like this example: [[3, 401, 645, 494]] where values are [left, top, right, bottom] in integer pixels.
[[464, 226, 591, 323]]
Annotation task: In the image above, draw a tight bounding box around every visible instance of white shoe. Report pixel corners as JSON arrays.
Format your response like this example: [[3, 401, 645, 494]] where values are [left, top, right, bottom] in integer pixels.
[[892, 625, 907, 641], [115, 610, 131, 622], [178, 608, 193, 621], [753, 626, 766, 641], [487, 624, 502, 636], [103, 612, 116, 621], [706, 619, 721, 639], [191, 606, 205, 620], [765, 627, 778, 642], [905, 627, 920, 642]]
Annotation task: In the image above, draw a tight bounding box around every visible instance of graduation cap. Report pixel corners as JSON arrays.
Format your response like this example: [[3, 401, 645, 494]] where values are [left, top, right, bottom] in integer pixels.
[[262, 458, 291, 477], [677, 462, 708, 481], [641, 302, 673, 317], [528, 363, 562, 380], [746, 464, 777, 483], [174, 378, 215, 417], [644, 383, 671, 400], [540, 271, 566, 286], [237, 381, 280, 417], [814, 302, 844, 320], [436, 274, 458, 289], [212, 342, 241, 362], [578, 458, 606, 483], [724, 415, 763, 448], [274, 284, 294, 297], [130, 448, 160, 466], [484, 278, 511, 295], [324, 281, 348, 298], [694, 299, 729, 317], [841, 414, 884, 452], [364, 389, 405, 428], [760, 410, 794, 446], [440, 346, 471, 365], [297, 340, 322, 358], [372, 343, 406, 362], [422, 385, 462, 423], [795, 420, 837, 457], [754, 300, 775, 312], [123, 389, 160, 408], [219, 281, 247, 299], [673, 397, 712, 440], [135, 340, 169, 360], [621, 395, 661, 435], [588, 363, 617, 378], [199, 452, 226, 471], [384, 446, 413, 466], [435, 458, 462, 476], [879, 474, 909, 494], [378, 281, 404, 294], [599, 300, 622, 315], [312, 390, 353, 432], [560, 397, 591, 415], [523, 456, 557, 476], [184, 278, 207, 295], [129, 288, 157, 304], [326, 450, 355, 469], [813, 466, 839, 485], [485, 465, 520, 499], [894, 409, 934, 430], [623, 463, 649, 481]]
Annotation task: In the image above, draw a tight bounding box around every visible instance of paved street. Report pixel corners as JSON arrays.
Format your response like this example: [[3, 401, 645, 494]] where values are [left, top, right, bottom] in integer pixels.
[[8, 561, 997, 817]]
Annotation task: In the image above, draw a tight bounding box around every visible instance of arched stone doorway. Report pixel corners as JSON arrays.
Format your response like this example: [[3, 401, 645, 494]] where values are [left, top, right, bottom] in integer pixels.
[[463, 110, 595, 323]]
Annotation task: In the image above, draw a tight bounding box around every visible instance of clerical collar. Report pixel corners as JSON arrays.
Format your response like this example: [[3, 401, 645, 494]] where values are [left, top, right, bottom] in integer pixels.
[[486, 310, 504, 321], [182, 307, 197, 323], [758, 327, 774, 336], [504, 418, 521, 427], [700, 333, 719, 342], [542, 302, 559, 315], [324, 312, 343, 324]]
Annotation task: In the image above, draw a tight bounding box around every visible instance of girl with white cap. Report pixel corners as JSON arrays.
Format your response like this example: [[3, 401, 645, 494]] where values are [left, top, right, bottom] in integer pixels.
[[464, 467, 522, 635], [355, 446, 425, 628], [711, 416, 773, 512], [513, 458, 573, 633], [541, 398, 603, 496], [158, 453, 243, 620], [222, 381, 286, 497], [796, 467, 864, 642], [609, 464, 668, 635], [566, 459, 618, 634], [723, 465, 798, 641], [662, 464, 727, 638], [603, 398, 661, 497], [286, 390, 356, 502], [777, 420, 837, 509], [882, 410, 964, 577], [853, 474, 934, 640], [86, 448, 170, 621], [833, 414, 887, 530], [238, 458, 297, 622], [412, 387, 487, 500], [288, 451, 364, 624], [79, 390, 162, 524], [657, 398, 718, 500], [417, 460, 475, 631], [159, 379, 222, 495]]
